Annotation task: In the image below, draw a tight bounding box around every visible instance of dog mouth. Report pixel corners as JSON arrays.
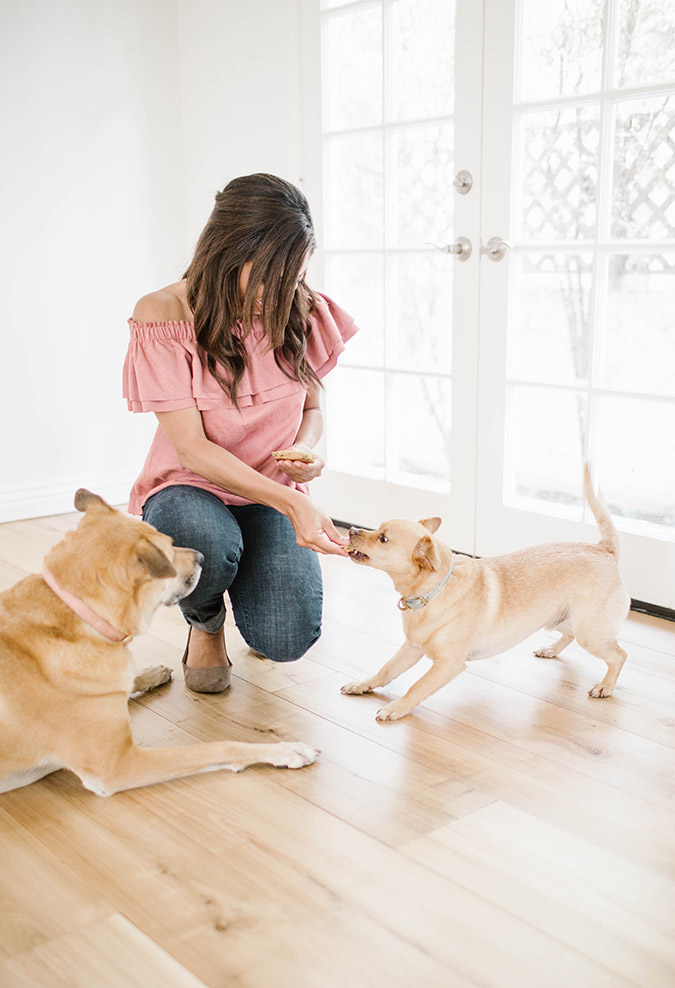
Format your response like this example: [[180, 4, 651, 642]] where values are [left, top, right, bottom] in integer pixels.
[[347, 548, 369, 563], [164, 565, 202, 605]]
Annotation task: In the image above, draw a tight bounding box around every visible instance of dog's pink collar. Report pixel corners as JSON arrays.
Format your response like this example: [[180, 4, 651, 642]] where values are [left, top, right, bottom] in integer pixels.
[[42, 568, 133, 645]]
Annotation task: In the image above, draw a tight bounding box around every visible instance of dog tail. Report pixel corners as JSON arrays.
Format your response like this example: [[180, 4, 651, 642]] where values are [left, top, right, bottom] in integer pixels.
[[584, 463, 620, 557]]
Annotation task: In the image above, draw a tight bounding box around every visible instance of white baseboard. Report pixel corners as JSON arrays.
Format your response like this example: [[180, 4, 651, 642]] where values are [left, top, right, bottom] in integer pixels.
[[0, 475, 135, 523]]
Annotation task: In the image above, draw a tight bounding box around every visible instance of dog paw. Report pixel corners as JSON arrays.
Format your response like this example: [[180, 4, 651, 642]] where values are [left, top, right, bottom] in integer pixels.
[[341, 681, 372, 695], [270, 742, 319, 769], [588, 684, 612, 698], [376, 703, 407, 722], [131, 665, 174, 694], [153, 664, 174, 685], [533, 647, 558, 659]]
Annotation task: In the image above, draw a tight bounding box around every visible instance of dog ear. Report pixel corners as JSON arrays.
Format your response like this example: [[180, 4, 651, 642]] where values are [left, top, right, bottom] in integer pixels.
[[74, 489, 114, 514], [135, 540, 177, 580], [412, 535, 440, 572], [418, 517, 441, 535]]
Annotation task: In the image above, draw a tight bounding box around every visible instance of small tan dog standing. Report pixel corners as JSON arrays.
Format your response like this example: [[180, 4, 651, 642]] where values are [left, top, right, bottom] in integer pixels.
[[342, 468, 630, 722], [0, 490, 317, 796]]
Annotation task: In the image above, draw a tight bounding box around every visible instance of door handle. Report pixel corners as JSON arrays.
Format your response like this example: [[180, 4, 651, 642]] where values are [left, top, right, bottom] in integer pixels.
[[426, 236, 472, 261], [480, 237, 513, 261]]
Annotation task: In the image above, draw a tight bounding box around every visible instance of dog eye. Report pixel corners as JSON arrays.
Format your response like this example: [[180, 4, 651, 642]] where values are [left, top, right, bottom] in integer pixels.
[[378, 533, 388, 543]]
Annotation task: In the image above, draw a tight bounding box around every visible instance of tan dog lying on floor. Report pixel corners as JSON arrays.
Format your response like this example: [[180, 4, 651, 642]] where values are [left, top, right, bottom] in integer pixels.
[[0, 490, 317, 796], [342, 468, 630, 722]]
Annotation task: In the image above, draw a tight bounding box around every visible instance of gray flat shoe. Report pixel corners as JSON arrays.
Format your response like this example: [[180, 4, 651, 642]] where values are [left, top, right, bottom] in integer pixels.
[[181, 627, 232, 694]]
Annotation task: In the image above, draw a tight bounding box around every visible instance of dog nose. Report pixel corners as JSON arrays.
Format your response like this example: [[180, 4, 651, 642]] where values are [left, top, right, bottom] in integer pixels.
[[348, 527, 360, 538], [193, 551, 205, 566]]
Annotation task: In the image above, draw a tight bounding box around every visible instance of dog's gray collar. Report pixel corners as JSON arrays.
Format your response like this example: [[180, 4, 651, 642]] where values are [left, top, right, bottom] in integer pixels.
[[398, 558, 455, 611]]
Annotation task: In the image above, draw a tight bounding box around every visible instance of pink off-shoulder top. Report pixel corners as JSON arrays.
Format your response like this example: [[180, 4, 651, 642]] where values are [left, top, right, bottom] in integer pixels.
[[123, 292, 358, 515]]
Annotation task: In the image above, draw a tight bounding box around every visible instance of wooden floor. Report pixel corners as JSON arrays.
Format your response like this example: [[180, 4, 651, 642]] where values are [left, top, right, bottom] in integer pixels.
[[0, 509, 674, 988]]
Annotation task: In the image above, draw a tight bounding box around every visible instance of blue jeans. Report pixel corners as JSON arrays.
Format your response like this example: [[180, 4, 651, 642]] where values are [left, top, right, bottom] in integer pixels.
[[142, 485, 323, 661]]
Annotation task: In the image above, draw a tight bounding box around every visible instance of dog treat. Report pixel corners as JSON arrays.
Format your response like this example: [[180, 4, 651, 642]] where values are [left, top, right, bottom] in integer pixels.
[[272, 448, 317, 464]]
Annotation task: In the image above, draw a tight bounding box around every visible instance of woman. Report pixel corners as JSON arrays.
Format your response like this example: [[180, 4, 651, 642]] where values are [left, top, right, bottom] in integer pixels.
[[123, 173, 357, 693]]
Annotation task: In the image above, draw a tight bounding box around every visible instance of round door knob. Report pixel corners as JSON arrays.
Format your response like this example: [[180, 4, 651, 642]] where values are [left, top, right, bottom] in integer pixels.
[[453, 170, 473, 194]]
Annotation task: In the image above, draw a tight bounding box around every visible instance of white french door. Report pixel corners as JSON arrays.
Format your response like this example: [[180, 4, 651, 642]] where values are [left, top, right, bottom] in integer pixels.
[[478, 0, 675, 607], [303, 0, 675, 608], [305, 0, 484, 553]]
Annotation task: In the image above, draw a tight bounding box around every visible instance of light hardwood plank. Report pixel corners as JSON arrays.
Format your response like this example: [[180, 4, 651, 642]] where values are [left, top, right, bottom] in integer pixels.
[[0, 808, 112, 959], [403, 801, 675, 988], [0, 914, 208, 988]]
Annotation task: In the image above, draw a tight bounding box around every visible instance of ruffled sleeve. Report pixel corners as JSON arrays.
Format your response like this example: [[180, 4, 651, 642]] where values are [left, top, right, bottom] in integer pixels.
[[306, 293, 359, 378], [123, 320, 200, 413], [123, 292, 358, 413]]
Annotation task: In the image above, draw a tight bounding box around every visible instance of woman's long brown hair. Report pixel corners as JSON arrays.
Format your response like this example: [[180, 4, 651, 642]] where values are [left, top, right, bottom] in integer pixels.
[[184, 173, 320, 408]]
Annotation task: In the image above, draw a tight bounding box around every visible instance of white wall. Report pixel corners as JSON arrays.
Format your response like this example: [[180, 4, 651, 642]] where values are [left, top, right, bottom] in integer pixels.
[[0, 0, 305, 521], [176, 0, 305, 248]]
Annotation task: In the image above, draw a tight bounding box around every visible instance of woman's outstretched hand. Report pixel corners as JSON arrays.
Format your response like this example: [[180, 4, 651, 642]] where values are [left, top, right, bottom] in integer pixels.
[[273, 444, 325, 483], [285, 493, 349, 556]]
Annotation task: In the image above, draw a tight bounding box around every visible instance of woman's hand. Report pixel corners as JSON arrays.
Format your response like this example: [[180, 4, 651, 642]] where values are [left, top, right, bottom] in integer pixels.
[[285, 492, 349, 556], [274, 444, 325, 483], [155, 409, 346, 554]]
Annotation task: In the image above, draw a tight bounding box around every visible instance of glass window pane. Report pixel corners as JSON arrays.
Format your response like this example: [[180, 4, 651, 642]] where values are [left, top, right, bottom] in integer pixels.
[[595, 397, 675, 530], [387, 252, 452, 372], [509, 253, 592, 385], [323, 253, 384, 367], [326, 368, 385, 478], [612, 96, 675, 241], [322, 6, 382, 131], [390, 0, 454, 122], [599, 254, 675, 396], [320, 0, 454, 496], [324, 133, 384, 249], [390, 374, 451, 490], [390, 123, 453, 247], [616, 0, 675, 88], [517, 105, 599, 242], [506, 386, 587, 511], [517, 0, 604, 102]]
